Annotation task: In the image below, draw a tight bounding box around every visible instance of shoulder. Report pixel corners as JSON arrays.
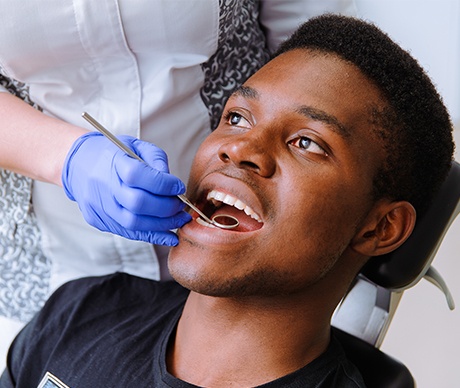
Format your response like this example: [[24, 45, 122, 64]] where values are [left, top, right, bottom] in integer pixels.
[[48, 272, 187, 309], [3, 274, 188, 386], [18, 273, 188, 340], [317, 336, 366, 388], [266, 335, 365, 387], [35, 273, 189, 331]]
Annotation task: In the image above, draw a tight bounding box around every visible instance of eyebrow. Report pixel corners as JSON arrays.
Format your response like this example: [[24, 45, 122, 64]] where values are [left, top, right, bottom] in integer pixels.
[[232, 85, 260, 100], [231, 85, 351, 139], [295, 106, 351, 138]]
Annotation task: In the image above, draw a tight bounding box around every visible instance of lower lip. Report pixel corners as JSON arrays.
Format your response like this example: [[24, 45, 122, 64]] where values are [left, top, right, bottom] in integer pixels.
[[178, 217, 260, 245]]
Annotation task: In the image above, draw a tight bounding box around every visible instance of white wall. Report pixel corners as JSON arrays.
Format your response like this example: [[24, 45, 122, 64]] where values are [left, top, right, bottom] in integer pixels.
[[354, 1, 460, 387]]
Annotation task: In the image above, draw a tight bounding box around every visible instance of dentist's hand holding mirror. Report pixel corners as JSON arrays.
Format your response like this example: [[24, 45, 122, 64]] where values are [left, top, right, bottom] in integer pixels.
[[61, 113, 239, 246], [61, 114, 192, 246]]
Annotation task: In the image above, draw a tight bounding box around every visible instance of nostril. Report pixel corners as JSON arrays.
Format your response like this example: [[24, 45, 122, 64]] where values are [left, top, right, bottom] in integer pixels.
[[240, 161, 259, 171], [219, 150, 259, 171], [218, 139, 276, 177], [219, 151, 231, 163]]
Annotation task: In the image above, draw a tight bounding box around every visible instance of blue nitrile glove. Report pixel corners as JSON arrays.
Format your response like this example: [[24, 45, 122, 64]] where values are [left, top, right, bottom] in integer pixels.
[[62, 132, 192, 246]]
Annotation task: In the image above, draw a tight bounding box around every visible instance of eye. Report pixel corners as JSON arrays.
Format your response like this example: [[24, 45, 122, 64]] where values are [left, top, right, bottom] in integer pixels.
[[224, 111, 252, 129], [290, 136, 327, 156]]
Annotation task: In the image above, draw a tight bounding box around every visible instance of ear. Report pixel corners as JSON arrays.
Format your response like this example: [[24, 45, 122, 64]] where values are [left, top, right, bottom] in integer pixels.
[[351, 200, 416, 257]]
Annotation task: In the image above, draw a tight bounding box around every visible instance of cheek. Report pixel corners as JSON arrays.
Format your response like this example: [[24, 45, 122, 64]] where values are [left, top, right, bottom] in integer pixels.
[[275, 181, 363, 260], [186, 138, 219, 189]]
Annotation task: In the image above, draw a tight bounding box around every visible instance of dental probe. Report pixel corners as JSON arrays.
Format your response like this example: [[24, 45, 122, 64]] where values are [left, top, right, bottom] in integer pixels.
[[81, 112, 239, 230]]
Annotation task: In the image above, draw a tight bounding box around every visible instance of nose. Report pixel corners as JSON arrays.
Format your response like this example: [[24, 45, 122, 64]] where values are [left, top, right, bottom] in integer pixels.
[[218, 133, 276, 177]]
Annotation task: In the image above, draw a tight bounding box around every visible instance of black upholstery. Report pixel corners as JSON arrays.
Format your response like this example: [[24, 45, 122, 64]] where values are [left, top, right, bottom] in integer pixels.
[[362, 161, 460, 290], [334, 327, 415, 388]]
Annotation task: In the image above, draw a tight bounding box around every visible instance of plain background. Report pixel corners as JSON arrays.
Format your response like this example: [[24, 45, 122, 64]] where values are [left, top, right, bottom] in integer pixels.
[[353, 1, 459, 387]]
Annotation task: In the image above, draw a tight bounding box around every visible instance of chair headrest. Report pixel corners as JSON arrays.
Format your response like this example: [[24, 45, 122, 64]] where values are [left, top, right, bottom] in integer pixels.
[[361, 161, 460, 291]]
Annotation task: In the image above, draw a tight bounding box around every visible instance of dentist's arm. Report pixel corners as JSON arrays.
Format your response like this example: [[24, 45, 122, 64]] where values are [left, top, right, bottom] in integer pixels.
[[0, 92, 85, 184]]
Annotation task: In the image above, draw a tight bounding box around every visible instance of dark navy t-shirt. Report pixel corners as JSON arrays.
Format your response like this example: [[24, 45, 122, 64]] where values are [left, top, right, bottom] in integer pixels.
[[0, 273, 365, 387]]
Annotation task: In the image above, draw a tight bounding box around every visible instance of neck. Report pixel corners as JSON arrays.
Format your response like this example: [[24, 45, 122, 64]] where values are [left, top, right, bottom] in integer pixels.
[[168, 292, 334, 387]]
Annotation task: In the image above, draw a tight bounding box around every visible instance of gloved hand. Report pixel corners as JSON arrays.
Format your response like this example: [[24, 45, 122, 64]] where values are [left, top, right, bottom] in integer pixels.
[[62, 132, 192, 246]]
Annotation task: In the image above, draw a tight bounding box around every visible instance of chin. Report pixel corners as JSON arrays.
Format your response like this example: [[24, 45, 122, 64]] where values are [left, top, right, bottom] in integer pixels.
[[169, 257, 298, 299], [168, 260, 230, 296]]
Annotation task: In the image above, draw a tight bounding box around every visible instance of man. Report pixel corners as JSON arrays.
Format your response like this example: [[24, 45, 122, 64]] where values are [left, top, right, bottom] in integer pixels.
[[1, 15, 454, 387]]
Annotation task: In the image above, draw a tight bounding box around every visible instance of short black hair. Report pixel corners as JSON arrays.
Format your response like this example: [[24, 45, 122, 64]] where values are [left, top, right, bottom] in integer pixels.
[[276, 14, 454, 215]]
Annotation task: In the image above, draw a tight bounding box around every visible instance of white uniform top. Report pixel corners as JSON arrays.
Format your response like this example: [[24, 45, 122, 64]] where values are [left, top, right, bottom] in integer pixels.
[[0, 0, 355, 298]]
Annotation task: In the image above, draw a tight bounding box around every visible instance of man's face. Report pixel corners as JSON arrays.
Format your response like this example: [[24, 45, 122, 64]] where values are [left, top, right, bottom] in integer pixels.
[[169, 49, 387, 297]]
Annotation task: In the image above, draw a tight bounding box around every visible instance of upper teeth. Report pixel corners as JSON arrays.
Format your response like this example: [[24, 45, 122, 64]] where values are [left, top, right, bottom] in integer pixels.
[[207, 190, 262, 223]]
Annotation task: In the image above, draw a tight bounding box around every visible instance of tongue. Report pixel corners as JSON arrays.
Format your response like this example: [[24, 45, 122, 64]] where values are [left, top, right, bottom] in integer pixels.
[[212, 205, 263, 232]]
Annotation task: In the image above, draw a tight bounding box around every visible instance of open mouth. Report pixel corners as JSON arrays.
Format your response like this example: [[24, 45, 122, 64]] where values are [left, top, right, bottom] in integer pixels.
[[196, 190, 264, 232]]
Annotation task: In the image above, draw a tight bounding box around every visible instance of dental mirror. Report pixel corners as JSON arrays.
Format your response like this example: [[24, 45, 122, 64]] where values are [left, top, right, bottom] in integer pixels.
[[81, 112, 240, 230]]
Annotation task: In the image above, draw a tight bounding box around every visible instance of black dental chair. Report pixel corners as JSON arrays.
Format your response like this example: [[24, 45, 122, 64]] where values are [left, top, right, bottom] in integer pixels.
[[332, 160, 460, 387]]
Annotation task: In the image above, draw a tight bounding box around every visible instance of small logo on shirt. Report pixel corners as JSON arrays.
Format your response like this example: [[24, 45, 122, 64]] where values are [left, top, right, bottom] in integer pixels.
[[37, 372, 71, 388]]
